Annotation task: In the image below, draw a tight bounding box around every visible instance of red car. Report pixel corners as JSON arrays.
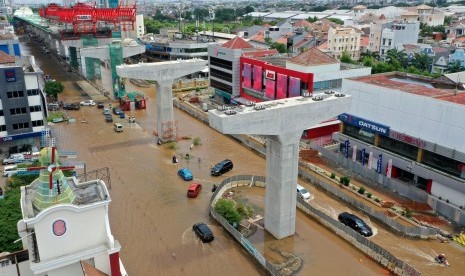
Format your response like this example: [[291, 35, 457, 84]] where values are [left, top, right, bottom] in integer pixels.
[[187, 183, 202, 198]]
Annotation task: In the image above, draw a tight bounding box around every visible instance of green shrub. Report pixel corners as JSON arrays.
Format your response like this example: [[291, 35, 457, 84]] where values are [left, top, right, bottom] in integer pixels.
[[358, 186, 366, 195], [166, 142, 178, 150], [374, 198, 381, 203], [366, 192, 372, 198], [193, 137, 202, 146], [330, 173, 336, 179], [404, 207, 413, 218], [214, 198, 242, 226], [339, 176, 350, 186]]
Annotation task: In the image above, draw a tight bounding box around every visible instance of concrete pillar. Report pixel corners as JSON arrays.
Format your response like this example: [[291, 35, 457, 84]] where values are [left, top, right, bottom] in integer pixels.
[[417, 148, 423, 163], [265, 133, 302, 239], [374, 134, 380, 147], [155, 81, 175, 141], [58, 41, 66, 57], [100, 62, 113, 98]]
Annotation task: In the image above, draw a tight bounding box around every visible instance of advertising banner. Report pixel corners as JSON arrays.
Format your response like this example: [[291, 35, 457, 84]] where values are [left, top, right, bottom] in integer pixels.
[[377, 154, 383, 174], [253, 66, 262, 91], [276, 73, 288, 99], [387, 159, 393, 178], [338, 113, 390, 136], [288, 77, 301, 97], [352, 145, 357, 162], [265, 79, 276, 99], [361, 149, 366, 166], [368, 152, 373, 169], [344, 140, 350, 158], [242, 63, 252, 88]]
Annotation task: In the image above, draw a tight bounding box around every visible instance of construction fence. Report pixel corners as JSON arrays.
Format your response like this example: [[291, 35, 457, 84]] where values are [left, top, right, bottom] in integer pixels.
[[211, 175, 421, 276], [298, 161, 438, 238]]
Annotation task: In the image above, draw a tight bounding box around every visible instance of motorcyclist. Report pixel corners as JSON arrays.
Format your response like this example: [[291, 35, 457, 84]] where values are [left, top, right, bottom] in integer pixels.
[[172, 155, 178, 164], [437, 253, 446, 263]]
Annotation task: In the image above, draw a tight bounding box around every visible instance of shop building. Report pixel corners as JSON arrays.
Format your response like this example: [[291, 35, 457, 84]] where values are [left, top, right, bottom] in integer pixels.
[[330, 72, 465, 225]]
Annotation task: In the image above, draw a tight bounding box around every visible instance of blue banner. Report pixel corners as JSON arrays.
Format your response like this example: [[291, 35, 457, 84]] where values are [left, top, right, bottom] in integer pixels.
[[377, 154, 382, 174], [0, 131, 42, 143], [5, 69, 16, 82], [361, 149, 366, 166], [344, 140, 350, 158], [338, 113, 390, 136]]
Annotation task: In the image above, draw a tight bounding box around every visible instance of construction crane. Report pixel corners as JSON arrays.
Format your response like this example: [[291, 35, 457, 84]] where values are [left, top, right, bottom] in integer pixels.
[[39, 3, 136, 38]]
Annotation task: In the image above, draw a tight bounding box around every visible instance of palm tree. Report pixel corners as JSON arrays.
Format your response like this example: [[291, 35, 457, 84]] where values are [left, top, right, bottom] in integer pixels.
[[446, 60, 465, 73], [386, 48, 408, 68], [412, 52, 433, 72]]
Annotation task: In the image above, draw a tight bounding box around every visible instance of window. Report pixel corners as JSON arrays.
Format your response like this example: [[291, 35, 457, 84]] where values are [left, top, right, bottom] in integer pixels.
[[12, 122, 29, 130], [32, 120, 44, 127], [210, 68, 232, 83], [0, 125, 5, 132], [382, 38, 386, 45], [10, 107, 27, 115], [30, 105, 42, 112], [27, 89, 40, 96], [210, 79, 232, 94], [7, 91, 24, 98], [0, 110, 3, 116], [209, 57, 232, 70]]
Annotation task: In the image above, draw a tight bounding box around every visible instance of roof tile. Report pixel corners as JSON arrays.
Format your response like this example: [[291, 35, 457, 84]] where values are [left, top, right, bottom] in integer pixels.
[[288, 47, 338, 66], [222, 36, 253, 49]]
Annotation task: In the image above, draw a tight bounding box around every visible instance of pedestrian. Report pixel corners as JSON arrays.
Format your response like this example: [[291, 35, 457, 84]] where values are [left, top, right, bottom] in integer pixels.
[[198, 157, 201, 164]]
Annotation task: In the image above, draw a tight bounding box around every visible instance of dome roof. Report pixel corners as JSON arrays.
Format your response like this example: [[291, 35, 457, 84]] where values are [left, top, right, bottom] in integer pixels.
[[122, 38, 138, 46]]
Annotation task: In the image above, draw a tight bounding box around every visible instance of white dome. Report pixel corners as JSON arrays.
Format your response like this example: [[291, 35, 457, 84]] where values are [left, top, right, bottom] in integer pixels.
[[122, 38, 138, 46]]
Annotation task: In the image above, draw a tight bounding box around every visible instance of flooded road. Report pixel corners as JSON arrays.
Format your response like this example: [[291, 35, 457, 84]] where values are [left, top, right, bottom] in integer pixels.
[[18, 37, 429, 275]]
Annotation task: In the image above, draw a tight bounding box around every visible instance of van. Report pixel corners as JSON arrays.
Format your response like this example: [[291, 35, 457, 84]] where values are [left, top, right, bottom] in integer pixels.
[[3, 165, 18, 177], [3, 153, 25, 165], [297, 184, 311, 200], [114, 123, 123, 132]]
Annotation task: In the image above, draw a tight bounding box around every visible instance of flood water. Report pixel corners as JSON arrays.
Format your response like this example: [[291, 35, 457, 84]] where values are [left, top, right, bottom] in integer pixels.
[[21, 37, 464, 276]]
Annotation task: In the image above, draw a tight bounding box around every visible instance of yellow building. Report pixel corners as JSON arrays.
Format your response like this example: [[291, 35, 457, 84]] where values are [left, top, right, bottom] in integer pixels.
[[327, 27, 361, 60]]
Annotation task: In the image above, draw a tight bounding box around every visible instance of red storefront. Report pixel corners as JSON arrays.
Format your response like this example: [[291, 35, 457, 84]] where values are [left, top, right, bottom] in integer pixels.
[[239, 56, 314, 101]]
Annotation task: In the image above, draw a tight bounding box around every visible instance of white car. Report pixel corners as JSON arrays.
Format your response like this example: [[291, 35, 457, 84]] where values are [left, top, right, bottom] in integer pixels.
[[297, 184, 311, 201], [80, 100, 96, 106]]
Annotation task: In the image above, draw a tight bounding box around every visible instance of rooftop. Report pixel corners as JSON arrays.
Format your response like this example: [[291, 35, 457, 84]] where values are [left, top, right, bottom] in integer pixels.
[[288, 47, 338, 66], [349, 72, 465, 105], [222, 36, 253, 49], [23, 177, 110, 218]]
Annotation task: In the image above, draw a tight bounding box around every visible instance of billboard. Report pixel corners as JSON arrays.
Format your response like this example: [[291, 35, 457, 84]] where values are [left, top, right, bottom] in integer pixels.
[[253, 66, 262, 91], [276, 73, 288, 99], [338, 113, 390, 136], [242, 63, 252, 88], [265, 79, 275, 99], [288, 77, 300, 97]]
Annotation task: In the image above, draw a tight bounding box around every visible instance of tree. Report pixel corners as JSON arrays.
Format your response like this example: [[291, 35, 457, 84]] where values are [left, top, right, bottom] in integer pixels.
[[44, 81, 64, 101], [270, 42, 288, 53], [307, 16, 318, 23], [444, 16, 453, 26], [327, 18, 343, 25], [244, 6, 254, 14], [340, 51, 355, 64], [412, 52, 433, 72], [446, 60, 464, 73], [193, 8, 210, 20], [214, 198, 242, 226], [386, 48, 408, 68]]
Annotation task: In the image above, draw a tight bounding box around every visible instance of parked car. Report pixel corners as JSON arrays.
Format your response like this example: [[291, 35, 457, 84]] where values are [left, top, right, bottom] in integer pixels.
[[48, 103, 59, 111], [187, 183, 202, 198], [105, 114, 113, 123], [3, 153, 25, 165], [210, 159, 233, 176], [178, 168, 193, 181], [112, 107, 122, 115], [3, 165, 18, 177], [192, 222, 214, 243], [97, 102, 104, 109], [103, 108, 111, 115], [297, 184, 311, 201], [63, 103, 80, 110], [80, 99, 96, 106], [338, 212, 373, 237]]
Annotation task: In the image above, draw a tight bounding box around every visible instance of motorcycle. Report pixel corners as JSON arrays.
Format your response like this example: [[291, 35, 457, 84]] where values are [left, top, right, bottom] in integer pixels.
[[435, 255, 449, 267]]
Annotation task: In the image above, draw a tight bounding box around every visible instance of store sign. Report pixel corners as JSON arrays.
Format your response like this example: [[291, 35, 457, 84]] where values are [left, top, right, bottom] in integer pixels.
[[52, 219, 67, 236], [265, 70, 276, 80], [361, 149, 366, 166], [344, 140, 350, 158], [5, 69, 16, 82], [76, 15, 92, 21], [338, 113, 390, 136], [390, 130, 425, 148], [214, 49, 225, 56]]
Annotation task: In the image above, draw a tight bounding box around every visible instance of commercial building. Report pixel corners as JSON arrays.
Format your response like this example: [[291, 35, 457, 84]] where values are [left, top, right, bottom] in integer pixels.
[[330, 72, 465, 225], [0, 52, 47, 145], [327, 27, 361, 60], [372, 20, 420, 56]]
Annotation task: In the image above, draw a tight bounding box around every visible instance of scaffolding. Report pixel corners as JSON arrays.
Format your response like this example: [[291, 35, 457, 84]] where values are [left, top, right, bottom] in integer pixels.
[[82, 35, 100, 81], [161, 121, 179, 142], [109, 41, 123, 97]]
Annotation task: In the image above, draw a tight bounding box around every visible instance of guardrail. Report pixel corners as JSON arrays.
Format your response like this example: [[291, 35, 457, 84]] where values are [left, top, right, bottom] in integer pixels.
[[211, 175, 421, 276]]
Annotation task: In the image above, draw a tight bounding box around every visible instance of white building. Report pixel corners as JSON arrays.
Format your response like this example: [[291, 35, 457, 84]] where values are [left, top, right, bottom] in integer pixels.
[[333, 72, 465, 226], [376, 21, 420, 56], [13, 147, 128, 276]]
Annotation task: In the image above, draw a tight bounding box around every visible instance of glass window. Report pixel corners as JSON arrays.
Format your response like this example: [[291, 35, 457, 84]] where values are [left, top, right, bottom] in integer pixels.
[[379, 136, 418, 160], [209, 57, 232, 70], [343, 124, 375, 144], [422, 150, 463, 178]]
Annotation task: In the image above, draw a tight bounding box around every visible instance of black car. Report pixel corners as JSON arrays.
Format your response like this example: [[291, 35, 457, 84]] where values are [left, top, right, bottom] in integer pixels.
[[193, 222, 214, 243], [105, 114, 113, 122], [63, 103, 80, 110], [338, 212, 373, 237], [211, 159, 233, 176], [97, 102, 104, 109], [112, 107, 122, 115]]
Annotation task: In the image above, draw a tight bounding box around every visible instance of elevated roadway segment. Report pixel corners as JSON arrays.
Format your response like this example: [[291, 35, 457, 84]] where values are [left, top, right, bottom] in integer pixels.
[[209, 94, 351, 238]]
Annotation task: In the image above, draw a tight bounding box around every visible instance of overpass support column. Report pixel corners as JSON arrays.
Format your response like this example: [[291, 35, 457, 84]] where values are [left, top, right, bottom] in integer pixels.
[[265, 132, 302, 239], [155, 81, 175, 142]]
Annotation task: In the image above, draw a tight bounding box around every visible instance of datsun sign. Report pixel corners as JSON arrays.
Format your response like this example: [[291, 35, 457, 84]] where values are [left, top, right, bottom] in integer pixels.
[[338, 113, 390, 136]]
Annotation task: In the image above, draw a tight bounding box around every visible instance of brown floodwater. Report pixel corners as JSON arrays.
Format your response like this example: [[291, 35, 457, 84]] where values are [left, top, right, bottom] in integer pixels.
[[22, 37, 463, 276]]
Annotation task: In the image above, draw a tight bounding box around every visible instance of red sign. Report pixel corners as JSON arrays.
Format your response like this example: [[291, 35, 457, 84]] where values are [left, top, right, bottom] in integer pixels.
[[265, 70, 276, 80], [52, 219, 67, 236], [390, 130, 425, 148]]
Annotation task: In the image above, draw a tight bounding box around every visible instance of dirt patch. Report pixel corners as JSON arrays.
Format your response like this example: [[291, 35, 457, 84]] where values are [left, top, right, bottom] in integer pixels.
[[399, 200, 433, 213], [300, 149, 327, 166], [413, 214, 447, 227]]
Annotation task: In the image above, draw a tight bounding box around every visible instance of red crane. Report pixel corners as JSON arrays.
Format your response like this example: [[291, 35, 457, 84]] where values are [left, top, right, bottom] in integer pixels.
[[39, 3, 136, 35]]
